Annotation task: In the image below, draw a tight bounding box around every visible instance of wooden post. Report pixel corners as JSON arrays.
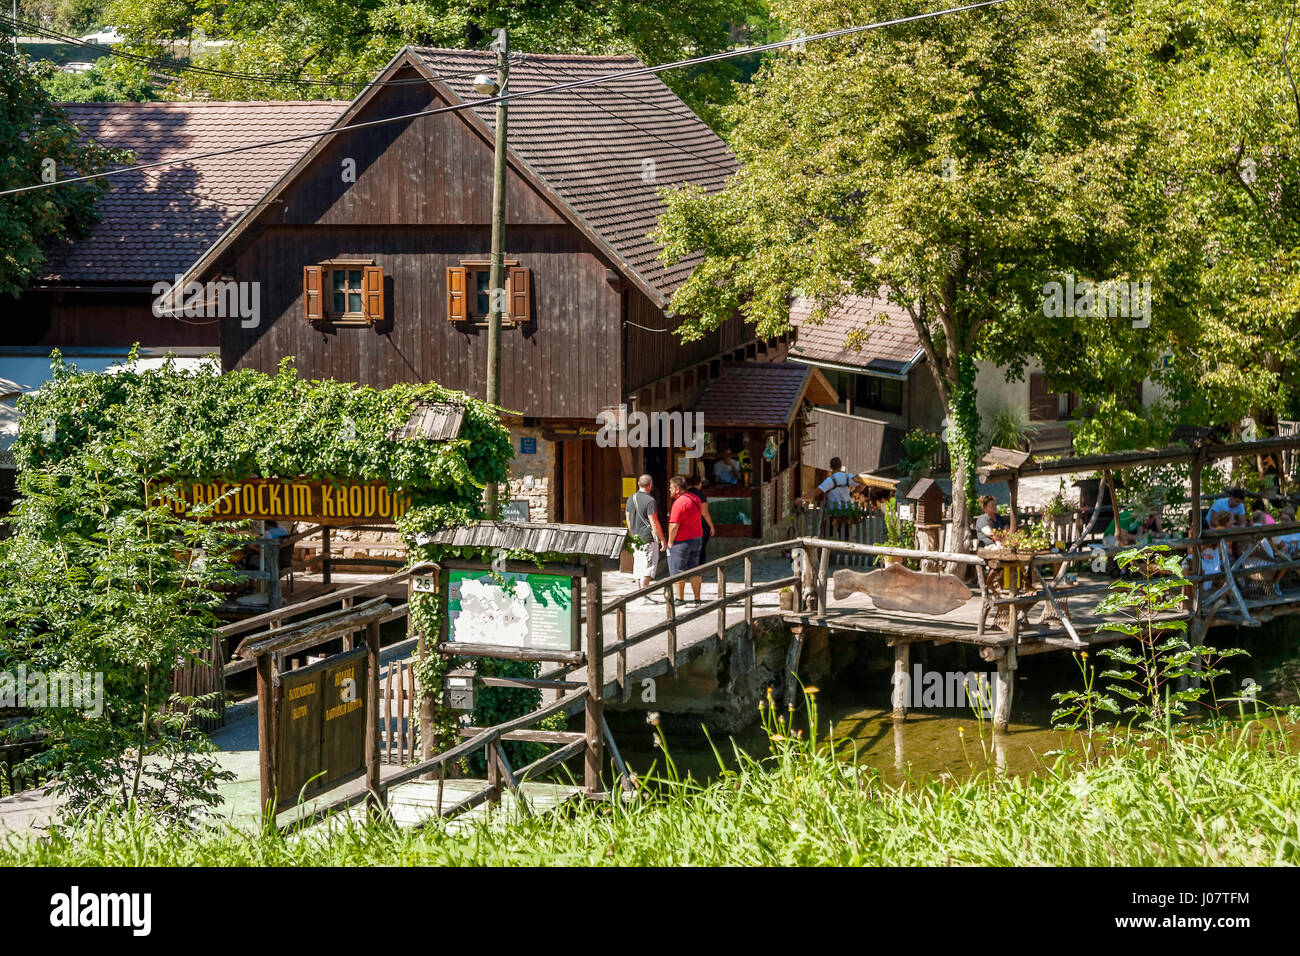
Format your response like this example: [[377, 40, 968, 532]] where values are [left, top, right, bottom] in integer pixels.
[[783, 623, 805, 709], [617, 605, 628, 703], [663, 581, 677, 675], [1189, 442, 1205, 615], [891, 642, 910, 721], [256, 654, 276, 817], [266, 540, 282, 611], [364, 620, 382, 811], [321, 527, 331, 585], [1007, 475, 1019, 532], [816, 545, 830, 616], [584, 558, 605, 795], [744, 553, 754, 626], [994, 644, 1016, 732], [799, 546, 816, 611], [716, 565, 727, 639], [341, 595, 354, 651], [483, 28, 510, 518]]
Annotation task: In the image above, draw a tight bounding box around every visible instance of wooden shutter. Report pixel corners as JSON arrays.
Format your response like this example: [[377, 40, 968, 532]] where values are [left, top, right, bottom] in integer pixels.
[[446, 266, 467, 321], [362, 265, 384, 323], [303, 265, 323, 322], [1028, 373, 1059, 421], [509, 267, 531, 323]]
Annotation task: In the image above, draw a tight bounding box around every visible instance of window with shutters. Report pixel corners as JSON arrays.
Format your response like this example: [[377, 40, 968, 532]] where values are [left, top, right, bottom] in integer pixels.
[[304, 260, 383, 325], [1028, 372, 1077, 421], [447, 260, 531, 326]]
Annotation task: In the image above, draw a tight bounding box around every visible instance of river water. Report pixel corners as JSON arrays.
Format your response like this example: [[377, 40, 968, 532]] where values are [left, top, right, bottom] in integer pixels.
[[610, 618, 1300, 786]]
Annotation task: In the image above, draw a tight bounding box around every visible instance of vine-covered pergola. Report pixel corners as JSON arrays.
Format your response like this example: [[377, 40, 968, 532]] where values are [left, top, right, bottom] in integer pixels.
[[0, 351, 513, 816]]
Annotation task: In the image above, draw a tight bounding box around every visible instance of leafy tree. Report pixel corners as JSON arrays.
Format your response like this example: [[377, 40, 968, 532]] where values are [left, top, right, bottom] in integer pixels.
[[41, 59, 157, 101], [655, 0, 1176, 552], [106, 0, 774, 126], [0, 352, 514, 821], [0, 50, 122, 297], [1111, 0, 1300, 431]]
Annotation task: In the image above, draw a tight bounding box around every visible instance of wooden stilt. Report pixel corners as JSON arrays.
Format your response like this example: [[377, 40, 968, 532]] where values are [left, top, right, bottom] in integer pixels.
[[584, 558, 605, 795], [891, 642, 910, 721], [364, 620, 383, 812], [994, 645, 1016, 732], [784, 624, 805, 708]]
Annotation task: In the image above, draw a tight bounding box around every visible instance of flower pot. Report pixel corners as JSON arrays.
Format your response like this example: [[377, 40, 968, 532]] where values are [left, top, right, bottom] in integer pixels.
[[779, 589, 795, 612]]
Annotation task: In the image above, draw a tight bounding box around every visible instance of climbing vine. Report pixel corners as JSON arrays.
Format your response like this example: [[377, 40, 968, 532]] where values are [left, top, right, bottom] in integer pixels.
[[947, 353, 981, 516], [1, 349, 514, 814]]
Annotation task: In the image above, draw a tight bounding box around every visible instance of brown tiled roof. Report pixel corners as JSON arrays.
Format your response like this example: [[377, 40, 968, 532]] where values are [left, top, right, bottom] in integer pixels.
[[413, 48, 737, 302], [693, 363, 812, 430], [39, 101, 348, 284], [789, 294, 924, 374]]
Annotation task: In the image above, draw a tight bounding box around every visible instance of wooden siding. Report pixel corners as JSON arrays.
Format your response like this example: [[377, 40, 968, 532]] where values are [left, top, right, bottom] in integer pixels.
[[259, 66, 566, 231], [12, 290, 217, 348], [804, 406, 904, 474], [222, 224, 622, 418], [622, 288, 754, 394]]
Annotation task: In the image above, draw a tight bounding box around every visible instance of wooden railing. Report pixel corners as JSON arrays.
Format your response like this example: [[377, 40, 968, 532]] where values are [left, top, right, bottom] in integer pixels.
[[596, 535, 984, 702]]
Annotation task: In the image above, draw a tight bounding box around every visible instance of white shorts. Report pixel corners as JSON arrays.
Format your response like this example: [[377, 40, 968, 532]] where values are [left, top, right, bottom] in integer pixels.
[[632, 541, 660, 578]]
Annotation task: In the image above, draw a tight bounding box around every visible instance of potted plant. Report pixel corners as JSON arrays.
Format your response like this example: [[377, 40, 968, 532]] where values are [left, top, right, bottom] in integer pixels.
[[880, 500, 911, 565]]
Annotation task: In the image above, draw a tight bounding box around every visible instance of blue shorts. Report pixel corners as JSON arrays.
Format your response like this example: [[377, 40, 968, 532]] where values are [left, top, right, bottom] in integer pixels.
[[667, 538, 702, 575]]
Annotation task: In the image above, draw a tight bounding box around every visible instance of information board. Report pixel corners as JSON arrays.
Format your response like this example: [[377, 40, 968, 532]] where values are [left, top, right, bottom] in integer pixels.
[[446, 569, 577, 652], [275, 647, 368, 807]]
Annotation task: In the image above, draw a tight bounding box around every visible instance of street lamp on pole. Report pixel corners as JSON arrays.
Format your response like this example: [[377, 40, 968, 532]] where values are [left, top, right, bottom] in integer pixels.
[[482, 27, 508, 519]]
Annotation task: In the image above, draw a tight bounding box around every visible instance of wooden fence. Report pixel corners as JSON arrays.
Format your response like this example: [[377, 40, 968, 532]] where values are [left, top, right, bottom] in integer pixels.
[[0, 739, 45, 796], [380, 658, 418, 766]]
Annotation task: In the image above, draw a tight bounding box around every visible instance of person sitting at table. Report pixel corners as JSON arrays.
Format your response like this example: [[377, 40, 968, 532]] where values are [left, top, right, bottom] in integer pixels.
[[1206, 488, 1247, 528], [1104, 505, 1142, 546], [1246, 510, 1286, 595], [1248, 502, 1279, 522], [975, 495, 1008, 547], [712, 448, 741, 486], [1276, 507, 1300, 556]]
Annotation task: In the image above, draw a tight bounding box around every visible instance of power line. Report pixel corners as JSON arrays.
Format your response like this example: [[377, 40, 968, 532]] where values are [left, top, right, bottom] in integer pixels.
[[2, 14, 508, 89], [0, 1, 1012, 199]]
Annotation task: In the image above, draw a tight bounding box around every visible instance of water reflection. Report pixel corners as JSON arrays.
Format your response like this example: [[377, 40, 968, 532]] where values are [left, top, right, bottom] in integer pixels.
[[610, 615, 1300, 786]]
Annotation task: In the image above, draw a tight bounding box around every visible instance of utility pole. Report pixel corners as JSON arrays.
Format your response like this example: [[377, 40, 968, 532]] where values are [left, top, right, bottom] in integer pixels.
[[484, 26, 508, 519]]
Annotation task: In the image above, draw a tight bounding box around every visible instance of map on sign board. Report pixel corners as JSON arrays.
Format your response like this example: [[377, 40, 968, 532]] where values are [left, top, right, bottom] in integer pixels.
[[447, 570, 575, 652]]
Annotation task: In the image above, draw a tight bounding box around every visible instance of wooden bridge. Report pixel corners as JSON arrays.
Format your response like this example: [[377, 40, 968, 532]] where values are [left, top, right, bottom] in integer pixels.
[[170, 433, 1300, 829]]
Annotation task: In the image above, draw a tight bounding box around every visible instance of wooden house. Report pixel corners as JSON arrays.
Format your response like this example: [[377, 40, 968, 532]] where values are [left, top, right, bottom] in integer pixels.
[[161, 47, 801, 530]]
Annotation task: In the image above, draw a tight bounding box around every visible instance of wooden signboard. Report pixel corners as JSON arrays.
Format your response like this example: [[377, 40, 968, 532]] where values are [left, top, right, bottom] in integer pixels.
[[274, 647, 368, 808], [158, 478, 411, 525], [442, 566, 580, 653]]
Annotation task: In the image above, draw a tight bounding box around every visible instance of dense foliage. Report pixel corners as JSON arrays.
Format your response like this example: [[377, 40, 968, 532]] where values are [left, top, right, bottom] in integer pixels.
[[655, 0, 1178, 544], [92, 0, 774, 128], [0, 352, 513, 816], [0, 50, 123, 297], [3, 705, 1296, 865]]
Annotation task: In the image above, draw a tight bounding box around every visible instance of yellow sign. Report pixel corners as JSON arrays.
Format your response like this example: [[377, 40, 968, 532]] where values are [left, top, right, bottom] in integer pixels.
[[158, 478, 411, 526]]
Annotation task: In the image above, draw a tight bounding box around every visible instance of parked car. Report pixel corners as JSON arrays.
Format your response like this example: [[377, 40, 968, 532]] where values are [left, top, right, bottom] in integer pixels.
[[61, 61, 96, 74], [78, 27, 123, 45]]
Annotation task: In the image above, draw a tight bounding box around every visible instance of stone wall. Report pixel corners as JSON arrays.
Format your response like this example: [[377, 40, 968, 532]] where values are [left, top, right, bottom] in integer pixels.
[[504, 425, 557, 522]]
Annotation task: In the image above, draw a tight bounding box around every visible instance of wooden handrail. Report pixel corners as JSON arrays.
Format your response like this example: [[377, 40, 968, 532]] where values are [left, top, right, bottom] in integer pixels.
[[375, 688, 588, 795], [217, 560, 437, 639]]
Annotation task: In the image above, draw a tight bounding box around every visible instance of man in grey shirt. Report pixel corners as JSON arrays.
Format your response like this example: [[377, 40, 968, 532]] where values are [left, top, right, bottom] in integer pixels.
[[626, 474, 665, 589]]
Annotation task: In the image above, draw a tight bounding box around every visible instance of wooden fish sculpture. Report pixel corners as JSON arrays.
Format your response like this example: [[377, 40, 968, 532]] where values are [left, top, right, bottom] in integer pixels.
[[832, 563, 972, 614]]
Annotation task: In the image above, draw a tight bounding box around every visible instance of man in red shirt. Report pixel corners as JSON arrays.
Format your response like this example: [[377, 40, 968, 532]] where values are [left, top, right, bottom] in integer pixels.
[[666, 475, 704, 604]]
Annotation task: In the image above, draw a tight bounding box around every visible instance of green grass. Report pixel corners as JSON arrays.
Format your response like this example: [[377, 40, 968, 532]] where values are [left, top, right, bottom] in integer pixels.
[[4, 706, 1298, 866]]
